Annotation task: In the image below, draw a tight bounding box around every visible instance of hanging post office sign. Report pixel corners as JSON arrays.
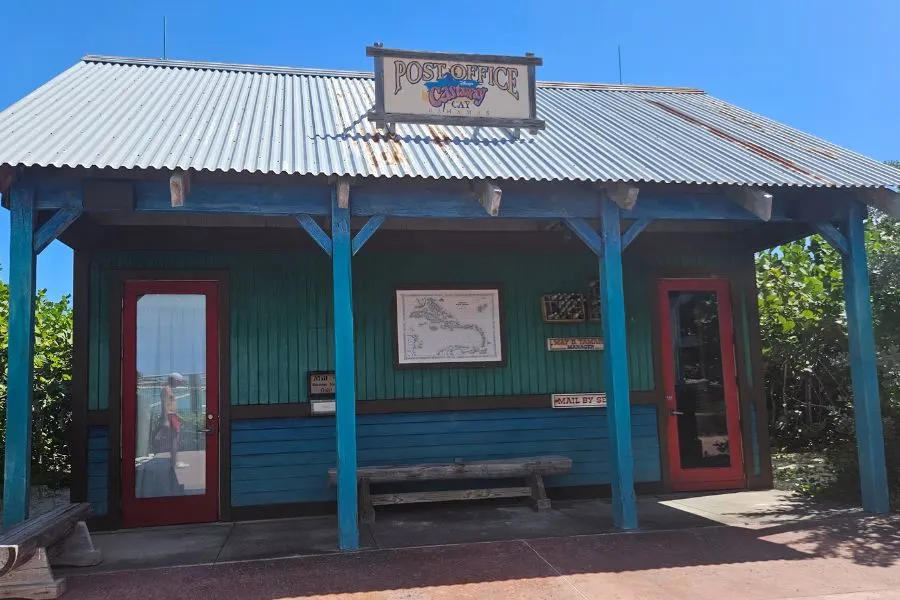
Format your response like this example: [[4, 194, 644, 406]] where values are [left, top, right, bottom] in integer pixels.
[[551, 393, 607, 409], [366, 46, 545, 131]]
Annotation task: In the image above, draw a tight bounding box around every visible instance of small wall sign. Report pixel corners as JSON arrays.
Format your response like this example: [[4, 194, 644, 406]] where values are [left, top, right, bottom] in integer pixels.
[[546, 337, 604, 351], [308, 371, 336, 400], [551, 393, 607, 408], [310, 400, 337, 416], [541, 293, 586, 323]]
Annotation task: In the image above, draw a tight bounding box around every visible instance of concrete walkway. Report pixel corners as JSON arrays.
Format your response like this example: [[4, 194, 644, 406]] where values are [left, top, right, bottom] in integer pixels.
[[62, 491, 900, 599]]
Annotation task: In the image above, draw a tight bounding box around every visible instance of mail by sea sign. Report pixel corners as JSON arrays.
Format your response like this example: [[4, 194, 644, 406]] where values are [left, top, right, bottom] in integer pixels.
[[308, 371, 335, 400], [546, 337, 604, 351], [551, 393, 607, 409], [367, 46, 544, 130]]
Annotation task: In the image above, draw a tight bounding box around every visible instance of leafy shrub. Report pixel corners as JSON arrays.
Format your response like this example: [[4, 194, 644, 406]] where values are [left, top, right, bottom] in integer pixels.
[[0, 280, 73, 489], [758, 206, 900, 510]]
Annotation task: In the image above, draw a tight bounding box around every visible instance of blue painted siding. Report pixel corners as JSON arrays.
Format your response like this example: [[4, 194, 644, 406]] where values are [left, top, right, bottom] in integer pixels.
[[231, 406, 661, 507], [87, 427, 109, 516]]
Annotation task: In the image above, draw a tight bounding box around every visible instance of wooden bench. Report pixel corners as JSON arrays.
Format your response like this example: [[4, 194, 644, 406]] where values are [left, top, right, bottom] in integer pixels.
[[328, 456, 572, 523], [0, 503, 101, 599]]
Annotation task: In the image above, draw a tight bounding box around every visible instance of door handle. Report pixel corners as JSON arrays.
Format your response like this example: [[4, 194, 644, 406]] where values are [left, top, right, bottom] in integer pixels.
[[669, 409, 684, 416], [200, 424, 217, 435]]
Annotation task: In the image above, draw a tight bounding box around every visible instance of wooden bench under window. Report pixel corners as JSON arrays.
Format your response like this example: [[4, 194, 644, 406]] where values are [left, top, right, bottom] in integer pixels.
[[328, 456, 572, 523], [0, 502, 101, 599]]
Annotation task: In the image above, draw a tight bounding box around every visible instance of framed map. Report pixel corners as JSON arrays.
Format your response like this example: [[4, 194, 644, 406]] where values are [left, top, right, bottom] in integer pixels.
[[395, 287, 504, 367]]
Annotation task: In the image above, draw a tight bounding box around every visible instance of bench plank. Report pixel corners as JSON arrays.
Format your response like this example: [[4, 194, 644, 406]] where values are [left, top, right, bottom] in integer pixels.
[[372, 487, 532, 506], [0, 504, 91, 578], [328, 455, 573, 522], [327, 456, 572, 485]]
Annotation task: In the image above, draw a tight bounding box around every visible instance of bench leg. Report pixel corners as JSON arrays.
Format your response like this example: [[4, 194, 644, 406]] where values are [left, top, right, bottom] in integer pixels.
[[0, 549, 65, 600], [49, 521, 102, 568], [527, 473, 551, 511], [358, 478, 376, 524]]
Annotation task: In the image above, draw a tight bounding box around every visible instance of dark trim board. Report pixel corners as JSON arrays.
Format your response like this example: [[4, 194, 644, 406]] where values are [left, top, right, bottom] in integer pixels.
[[86, 410, 112, 425], [230, 391, 660, 420], [69, 251, 91, 505], [62, 225, 776, 256], [106, 275, 123, 530]]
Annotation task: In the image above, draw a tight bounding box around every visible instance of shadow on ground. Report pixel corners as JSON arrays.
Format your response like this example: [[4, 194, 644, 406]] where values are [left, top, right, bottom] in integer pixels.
[[728, 495, 900, 568], [62, 491, 900, 599]]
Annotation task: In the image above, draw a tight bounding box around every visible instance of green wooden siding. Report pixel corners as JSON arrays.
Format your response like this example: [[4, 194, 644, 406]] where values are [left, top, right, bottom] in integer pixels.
[[88, 248, 662, 409]]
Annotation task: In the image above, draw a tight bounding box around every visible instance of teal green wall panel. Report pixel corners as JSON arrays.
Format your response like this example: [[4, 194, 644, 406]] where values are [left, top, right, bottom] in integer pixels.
[[88, 249, 657, 409]]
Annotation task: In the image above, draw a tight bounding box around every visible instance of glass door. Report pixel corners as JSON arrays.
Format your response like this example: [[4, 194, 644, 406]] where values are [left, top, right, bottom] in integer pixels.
[[121, 280, 220, 527], [657, 279, 745, 491]]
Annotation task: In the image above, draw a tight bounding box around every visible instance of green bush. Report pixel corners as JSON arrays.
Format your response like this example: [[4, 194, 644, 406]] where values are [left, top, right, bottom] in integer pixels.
[[758, 205, 900, 510], [0, 279, 73, 489]]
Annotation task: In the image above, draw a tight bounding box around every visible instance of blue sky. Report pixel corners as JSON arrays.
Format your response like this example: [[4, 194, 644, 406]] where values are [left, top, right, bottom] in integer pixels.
[[1, 0, 898, 299]]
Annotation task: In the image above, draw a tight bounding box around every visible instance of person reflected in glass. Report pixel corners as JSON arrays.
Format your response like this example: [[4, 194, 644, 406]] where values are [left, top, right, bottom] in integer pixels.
[[162, 372, 189, 470]]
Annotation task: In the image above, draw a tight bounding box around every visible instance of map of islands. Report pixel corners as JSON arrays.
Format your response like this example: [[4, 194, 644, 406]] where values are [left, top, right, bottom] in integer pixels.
[[396, 289, 503, 365]]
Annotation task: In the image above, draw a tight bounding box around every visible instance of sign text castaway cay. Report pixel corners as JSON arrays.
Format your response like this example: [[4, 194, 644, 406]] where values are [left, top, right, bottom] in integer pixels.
[[392, 60, 521, 110]]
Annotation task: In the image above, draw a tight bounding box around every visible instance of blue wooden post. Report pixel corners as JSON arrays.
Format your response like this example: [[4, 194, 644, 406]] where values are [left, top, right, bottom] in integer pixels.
[[599, 196, 638, 530], [842, 201, 890, 514], [331, 183, 360, 550], [3, 187, 37, 528]]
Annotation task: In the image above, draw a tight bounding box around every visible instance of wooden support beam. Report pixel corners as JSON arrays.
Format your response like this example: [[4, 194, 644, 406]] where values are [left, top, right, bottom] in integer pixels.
[[336, 178, 350, 209], [0, 166, 16, 198], [34, 208, 82, 254], [169, 171, 191, 207], [842, 201, 890, 514], [3, 187, 36, 528], [33, 179, 800, 222], [295, 215, 332, 257], [602, 183, 640, 210], [331, 184, 360, 551], [351, 215, 385, 256], [598, 196, 638, 530], [811, 222, 849, 256], [861, 187, 900, 219], [563, 217, 602, 256], [476, 181, 502, 217], [730, 187, 773, 221], [621, 217, 652, 250]]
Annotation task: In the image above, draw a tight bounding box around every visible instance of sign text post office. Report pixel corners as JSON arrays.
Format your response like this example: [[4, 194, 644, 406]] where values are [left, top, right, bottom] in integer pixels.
[[367, 46, 544, 132]]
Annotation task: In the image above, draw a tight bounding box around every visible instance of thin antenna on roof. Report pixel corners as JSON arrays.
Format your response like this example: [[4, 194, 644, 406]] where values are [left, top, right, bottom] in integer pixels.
[[163, 16, 167, 60], [617, 45, 623, 84]]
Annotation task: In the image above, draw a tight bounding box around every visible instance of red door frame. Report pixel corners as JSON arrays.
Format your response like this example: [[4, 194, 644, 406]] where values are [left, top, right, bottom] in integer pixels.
[[657, 278, 745, 491], [121, 280, 220, 527]]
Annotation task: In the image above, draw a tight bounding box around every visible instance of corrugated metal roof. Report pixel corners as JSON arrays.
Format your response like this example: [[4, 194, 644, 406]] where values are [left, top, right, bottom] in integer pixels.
[[1, 55, 898, 188]]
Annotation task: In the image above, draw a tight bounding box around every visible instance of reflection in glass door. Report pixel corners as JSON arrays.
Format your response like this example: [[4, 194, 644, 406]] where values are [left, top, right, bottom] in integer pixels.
[[122, 281, 220, 527], [658, 279, 744, 491]]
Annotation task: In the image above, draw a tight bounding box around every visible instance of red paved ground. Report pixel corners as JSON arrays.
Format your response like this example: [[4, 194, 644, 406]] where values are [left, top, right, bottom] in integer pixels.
[[65, 514, 900, 600]]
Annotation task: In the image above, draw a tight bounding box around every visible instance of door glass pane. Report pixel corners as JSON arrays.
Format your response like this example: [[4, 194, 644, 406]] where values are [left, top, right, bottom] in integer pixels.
[[668, 290, 731, 469], [134, 294, 207, 498]]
